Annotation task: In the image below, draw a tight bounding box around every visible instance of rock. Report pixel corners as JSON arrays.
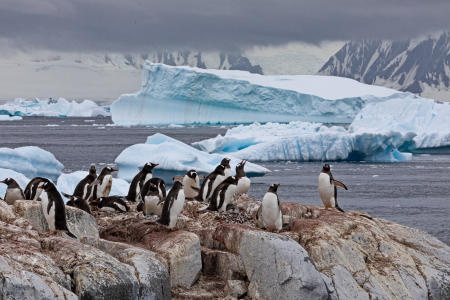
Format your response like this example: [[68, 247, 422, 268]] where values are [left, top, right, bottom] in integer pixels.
[[41, 237, 140, 300], [82, 237, 171, 300], [331, 265, 369, 300], [0, 199, 15, 222], [238, 230, 329, 300], [201, 247, 246, 280], [14, 200, 99, 238], [225, 280, 248, 298]]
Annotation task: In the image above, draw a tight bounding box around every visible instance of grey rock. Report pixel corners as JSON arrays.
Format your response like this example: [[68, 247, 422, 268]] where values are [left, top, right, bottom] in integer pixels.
[[331, 265, 369, 300], [238, 230, 329, 300], [226, 280, 248, 298]]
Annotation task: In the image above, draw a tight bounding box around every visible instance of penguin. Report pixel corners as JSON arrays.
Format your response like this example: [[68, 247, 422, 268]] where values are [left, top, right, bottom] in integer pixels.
[[208, 176, 239, 212], [63, 193, 92, 215], [158, 181, 185, 229], [137, 177, 166, 212], [91, 196, 129, 213], [141, 182, 164, 216], [257, 184, 282, 231], [24, 177, 51, 200], [127, 162, 159, 202], [0, 178, 25, 205], [37, 181, 76, 238], [197, 164, 226, 202], [174, 170, 200, 201], [73, 165, 97, 199], [211, 158, 232, 193], [235, 160, 251, 197], [318, 164, 347, 212], [86, 166, 117, 201]]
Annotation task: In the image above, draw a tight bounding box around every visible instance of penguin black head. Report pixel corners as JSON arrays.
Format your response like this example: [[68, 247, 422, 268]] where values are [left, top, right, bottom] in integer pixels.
[[221, 158, 231, 169], [89, 165, 96, 176], [214, 164, 226, 176], [187, 169, 197, 179], [322, 164, 331, 173], [142, 162, 159, 173], [268, 183, 280, 193], [0, 178, 20, 188], [37, 181, 53, 191], [236, 160, 247, 178], [100, 166, 118, 175], [147, 183, 160, 196]]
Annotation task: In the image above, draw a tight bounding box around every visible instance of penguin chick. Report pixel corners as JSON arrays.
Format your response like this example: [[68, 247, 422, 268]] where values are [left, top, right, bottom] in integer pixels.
[[174, 170, 200, 201], [1, 178, 25, 205], [257, 184, 282, 232], [142, 182, 164, 216]]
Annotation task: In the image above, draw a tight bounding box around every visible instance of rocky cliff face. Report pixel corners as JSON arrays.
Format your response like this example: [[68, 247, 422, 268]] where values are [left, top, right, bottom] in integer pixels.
[[319, 32, 450, 101], [1, 197, 449, 299]]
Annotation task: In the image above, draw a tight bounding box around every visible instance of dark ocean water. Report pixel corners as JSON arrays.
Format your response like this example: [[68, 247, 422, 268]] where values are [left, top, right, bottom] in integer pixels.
[[1, 116, 449, 245]]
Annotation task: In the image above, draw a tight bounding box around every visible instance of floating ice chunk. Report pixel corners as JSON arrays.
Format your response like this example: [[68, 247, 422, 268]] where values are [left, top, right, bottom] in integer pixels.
[[57, 171, 129, 201], [0, 115, 22, 121], [0, 168, 30, 198], [0, 98, 110, 117], [0, 146, 63, 181], [111, 62, 401, 126], [115, 133, 270, 182]]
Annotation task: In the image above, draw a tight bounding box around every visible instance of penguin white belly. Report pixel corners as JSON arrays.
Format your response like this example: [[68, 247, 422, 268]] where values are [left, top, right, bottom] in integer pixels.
[[5, 188, 24, 204], [202, 179, 210, 202], [143, 173, 153, 185], [144, 195, 163, 216], [261, 193, 282, 231], [183, 177, 199, 199], [213, 175, 228, 192], [318, 173, 334, 208], [135, 184, 142, 202], [219, 185, 237, 212], [98, 175, 112, 198], [169, 190, 185, 229], [114, 202, 127, 212], [82, 184, 88, 199], [236, 177, 251, 196], [40, 192, 56, 231]]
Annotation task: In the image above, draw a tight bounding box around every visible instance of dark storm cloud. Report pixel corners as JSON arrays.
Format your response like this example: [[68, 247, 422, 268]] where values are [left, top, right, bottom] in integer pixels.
[[1, 0, 449, 51]]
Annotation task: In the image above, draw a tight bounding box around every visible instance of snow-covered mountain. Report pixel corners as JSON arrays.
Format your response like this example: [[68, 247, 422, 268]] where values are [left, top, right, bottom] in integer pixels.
[[319, 32, 450, 101]]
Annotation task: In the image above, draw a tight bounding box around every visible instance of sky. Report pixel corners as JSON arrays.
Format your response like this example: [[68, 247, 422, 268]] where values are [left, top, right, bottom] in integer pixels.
[[1, 0, 450, 52]]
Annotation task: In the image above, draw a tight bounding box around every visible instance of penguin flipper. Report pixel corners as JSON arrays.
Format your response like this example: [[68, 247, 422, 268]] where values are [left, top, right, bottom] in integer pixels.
[[333, 180, 348, 190], [191, 186, 200, 192], [65, 230, 77, 239]]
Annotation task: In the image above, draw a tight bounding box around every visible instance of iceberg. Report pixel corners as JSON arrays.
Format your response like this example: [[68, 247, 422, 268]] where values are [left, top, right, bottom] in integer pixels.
[[0, 98, 110, 117], [115, 133, 270, 182], [57, 171, 129, 200], [0, 146, 64, 181], [0, 168, 30, 198], [111, 62, 400, 126], [0, 115, 22, 121]]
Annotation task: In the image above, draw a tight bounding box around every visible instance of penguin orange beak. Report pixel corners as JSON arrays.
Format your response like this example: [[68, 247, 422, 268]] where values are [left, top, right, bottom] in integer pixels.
[[275, 184, 280, 187], [112, 169, 118, 172], [154, 164, 159, 167], [0, 180, 5, 184]]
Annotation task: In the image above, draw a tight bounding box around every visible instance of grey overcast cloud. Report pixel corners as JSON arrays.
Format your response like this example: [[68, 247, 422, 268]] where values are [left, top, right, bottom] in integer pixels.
[[1, 0, 450, 51]]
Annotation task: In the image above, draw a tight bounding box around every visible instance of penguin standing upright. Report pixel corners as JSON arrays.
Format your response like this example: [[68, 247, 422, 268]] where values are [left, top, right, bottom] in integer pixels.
[[37, 181, 76, 238], [158, 181, 185, 229], [127, 162, 158, 202], [73, 165, 97, 199], [1, 178, 25, 205], [141, 182, 164, 216], [318, 164, 347, 212], [24, 177, 51, 200], [235, 160, 250, 197], [197, 165, 225, 202], [137, 177, 166, 212], [173, 170, 200, 201], [86, 166, 117, 201], [257, 184, 282, 231], [211, 158, 232, 192], [209, 176, 239, 212]]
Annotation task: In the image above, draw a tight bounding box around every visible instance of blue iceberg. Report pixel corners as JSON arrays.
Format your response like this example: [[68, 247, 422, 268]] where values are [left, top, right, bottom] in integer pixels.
[[111, 62, 400, 126]]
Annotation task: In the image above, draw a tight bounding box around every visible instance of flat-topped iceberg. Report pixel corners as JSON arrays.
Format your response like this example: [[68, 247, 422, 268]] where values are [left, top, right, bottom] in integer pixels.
[[194, 95, 450, 162], [115, 133, 270, 182], [111, 62, 400, 126], [0, 168, 30, 198], [0, 146, 64, 181], [0, 98, 110, 117], [57, 171, 129, 200]]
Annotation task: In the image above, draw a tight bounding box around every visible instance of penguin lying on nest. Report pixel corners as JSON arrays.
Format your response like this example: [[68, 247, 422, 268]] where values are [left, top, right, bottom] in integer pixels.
[[91, 196, 129, 213], [62, 193, 92, 215]]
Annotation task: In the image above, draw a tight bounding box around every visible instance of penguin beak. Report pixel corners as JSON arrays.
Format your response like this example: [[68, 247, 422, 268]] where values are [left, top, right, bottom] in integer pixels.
[[0, 180, 5, 184], [154, 164, 159, 167], [275, 184, 280, 187], [112, 169, 118, 172], [241, 160, 247, 165]]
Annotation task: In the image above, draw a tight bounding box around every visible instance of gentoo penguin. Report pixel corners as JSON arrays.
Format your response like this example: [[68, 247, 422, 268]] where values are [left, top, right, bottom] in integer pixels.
[[235, 160, 251, 197], [318, 164, 348, 212], [91, 196, 129, 213], [212, 158, 232, 191], [208, 176, 239, 212], [73, 165, 97, 199], [257, 184, 282, 231], [24, 177, 51, 200], [0, 178, 25, 205], [197, 164, 226, 202], [141, 182, 164, 216], [158, 181, 185, 229], [37, 181, 76, 238], [174, 170, 200, 201], [86, 166, 117, 201], [63, 193, 92, 215], [137, 177, 166, 212], [127, 162, 159, 202]]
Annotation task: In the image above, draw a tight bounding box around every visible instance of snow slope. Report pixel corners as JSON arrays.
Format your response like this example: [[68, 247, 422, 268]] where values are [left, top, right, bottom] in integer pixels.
[[111, 62, 401, 126], [115, 133, 269, 183]]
